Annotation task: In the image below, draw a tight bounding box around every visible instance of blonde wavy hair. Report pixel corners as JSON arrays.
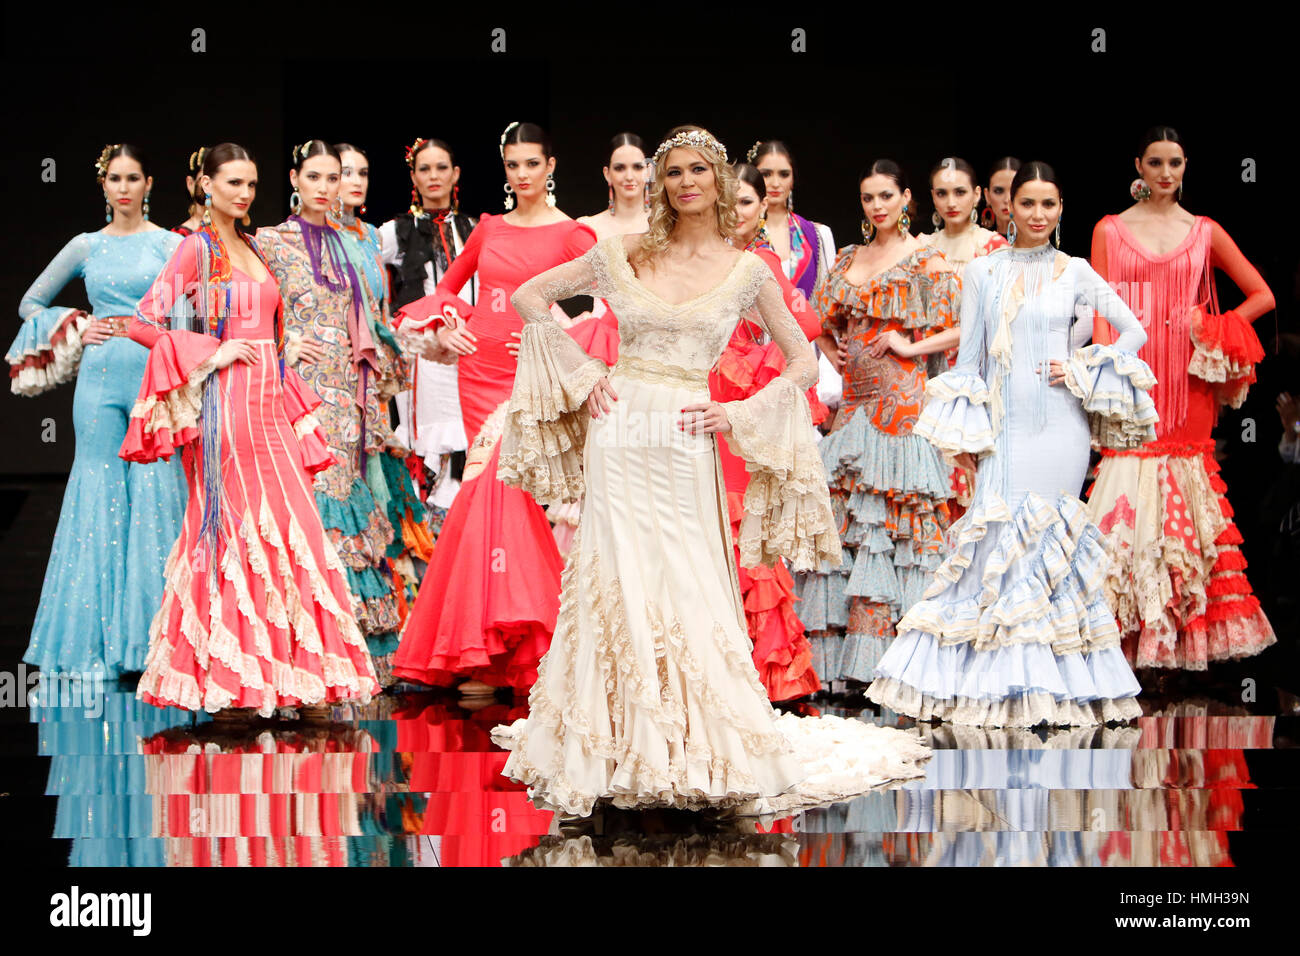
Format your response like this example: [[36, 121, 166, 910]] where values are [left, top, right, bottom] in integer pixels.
[[631, 125, 740, 269]]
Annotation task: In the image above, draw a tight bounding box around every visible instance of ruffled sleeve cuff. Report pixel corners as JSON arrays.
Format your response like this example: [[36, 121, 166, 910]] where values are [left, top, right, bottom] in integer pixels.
[[282, 367, 337, 475], [1061, 343, 1159, 450], [394, 290, 472, 332], [721, 376, 843, 573], [497, 320, 608, 506], [120, 330, 220, 463], [1188, 308, 1265, 409], [913, 370, 996, 456], [6, 307, 89, 396]]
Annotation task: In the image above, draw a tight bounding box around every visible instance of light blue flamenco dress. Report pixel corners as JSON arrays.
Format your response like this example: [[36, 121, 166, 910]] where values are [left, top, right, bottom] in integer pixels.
[[9, 230, 188, 677], [867, 241, 1158, 726]]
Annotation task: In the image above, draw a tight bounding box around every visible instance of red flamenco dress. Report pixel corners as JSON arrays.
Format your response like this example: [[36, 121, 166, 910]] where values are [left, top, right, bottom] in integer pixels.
[[390, 215, 596, 691], [1087, 216, 1275, 670], [122, 230, 379, 716]]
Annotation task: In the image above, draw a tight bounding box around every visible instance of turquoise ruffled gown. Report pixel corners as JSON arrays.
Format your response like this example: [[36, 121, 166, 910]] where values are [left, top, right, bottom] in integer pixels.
[[868, 242, 1157, 726], [10, 230, 188, 677]]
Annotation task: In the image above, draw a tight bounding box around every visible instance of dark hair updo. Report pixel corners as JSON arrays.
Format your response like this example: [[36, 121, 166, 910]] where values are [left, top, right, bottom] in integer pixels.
[[333, 142, 367, 162], [1009, 160, 1061, 201], [96, 143, 150, 183], [606, 132, 646, 165], [929, 156, 978, 189], [1137, 125, 1184, 158], [291, 139, 340, 172], [987, 156, 1021, 184], [733, 162, 767, 200], [191, 142, 256, 206], [859, 159, 914, 216], [502, 122, 552, 159], [409, 138, 456, 167]]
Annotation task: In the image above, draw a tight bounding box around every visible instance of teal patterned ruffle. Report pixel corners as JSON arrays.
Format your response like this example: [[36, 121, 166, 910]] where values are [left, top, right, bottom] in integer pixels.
[[316, 479, 388, 539]]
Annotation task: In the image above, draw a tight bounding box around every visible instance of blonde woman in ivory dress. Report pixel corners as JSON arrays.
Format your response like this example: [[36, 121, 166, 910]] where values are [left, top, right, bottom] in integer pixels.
[[489, 126, 930, 816]]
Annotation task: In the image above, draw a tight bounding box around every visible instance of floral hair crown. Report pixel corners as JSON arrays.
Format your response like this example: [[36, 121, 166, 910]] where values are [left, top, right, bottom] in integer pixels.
[[291, 140, 315, 164], [94, 144, 121, 182], [189, 146, 208, 175], [653, 129, 727, 165], [745, 141, 764, 164], [405, 137, 430, 168], [499, 121, 521, 158]]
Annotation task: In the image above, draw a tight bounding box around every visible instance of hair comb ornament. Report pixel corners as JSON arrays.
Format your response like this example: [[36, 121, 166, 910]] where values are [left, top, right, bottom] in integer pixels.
[[653, 129, 728, 165], [745, 141, 763, 163], [189, 146, 208, 175], [94, 144, 121, 182], [292, 140, 314, 164], [405, 137, 430, 168], [499, 121, 521, 158]]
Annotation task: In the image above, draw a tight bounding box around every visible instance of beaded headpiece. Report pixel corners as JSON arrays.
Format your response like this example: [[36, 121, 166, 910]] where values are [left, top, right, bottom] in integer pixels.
[[291, 140, 315, 164], [405, 137, 430, 168], [94, 144, 121, 183], [653, 129, 727, 165], [745, 141, 764, 163], [188, 146, 208, 175], [499, 121, 521, 158]]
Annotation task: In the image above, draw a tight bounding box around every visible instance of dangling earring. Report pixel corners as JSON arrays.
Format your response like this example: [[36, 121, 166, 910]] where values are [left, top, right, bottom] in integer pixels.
[[202, 193, 213, 226], [409, 186, 422, 217], [105, 200, 112, 224], [607, 185, 614, 213], [359, 203, 366, 216], [1006, 220, 1018, 244], [643, 179, 651, 213], [897, 206, 910, 235], [452, 185, 461, 217], [861, 219, 874, 243], [503, 182, 514, 211], [1177, 181, 1184, 200], [1054, 216, 1062, 249], [331, 195, 343, 218], [289, 190, 302, 214], [969, 207, 978, 225], [1130, 179, 1152, 202], [980, 205, 995, 230], [545, 174, 557, 209], [931, 211, 942, 229], [756, 216, 768, 248], [786, 192, 794, 215], [143, 191, 151, 222]]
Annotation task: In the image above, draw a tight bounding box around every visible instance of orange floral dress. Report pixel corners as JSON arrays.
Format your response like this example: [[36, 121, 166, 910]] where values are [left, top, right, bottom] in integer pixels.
[[795, 245, 959, 685]]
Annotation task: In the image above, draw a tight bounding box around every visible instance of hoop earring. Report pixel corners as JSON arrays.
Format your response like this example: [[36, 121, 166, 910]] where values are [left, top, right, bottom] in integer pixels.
[[607, 185, 614, 213], [143, 191, 151, 222], [289, 190, 302, 214], [1006, 220, 1018, 244], [931, 211, 942, 229], [980, 205, 995, 230], [104, 201, 112, 224], [452, 185, 461, 217], [202, 193, 212, 226], [1054, 216, 1062, 249], [897, 207, 910, 235], [969, 207, 978, 225], [545, 174, 557, 209], [503, 182, 514, 211], [861, 219, 874, 243]]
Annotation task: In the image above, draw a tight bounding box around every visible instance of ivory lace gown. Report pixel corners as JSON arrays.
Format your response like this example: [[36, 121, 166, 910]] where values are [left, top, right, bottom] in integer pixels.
[[489, 236, 930, 816]]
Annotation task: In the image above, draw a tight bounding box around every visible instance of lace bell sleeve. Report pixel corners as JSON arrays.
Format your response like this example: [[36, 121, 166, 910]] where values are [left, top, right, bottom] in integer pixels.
[[7, 233, 93, 396], [720, 265, 841, 572], [913, 259, 995, 457], [496, 239, 613, 505], [1061, 260, 1159, 449]]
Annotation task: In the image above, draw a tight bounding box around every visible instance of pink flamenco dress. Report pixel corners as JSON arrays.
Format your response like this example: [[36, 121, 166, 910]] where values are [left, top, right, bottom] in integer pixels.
[[390, 215, 597, 692], [1086, 216, 1275, 670], [121, 229, 379, 716]]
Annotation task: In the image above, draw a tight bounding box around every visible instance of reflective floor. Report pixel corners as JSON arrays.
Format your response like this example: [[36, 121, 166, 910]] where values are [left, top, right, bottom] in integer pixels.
[[3, 481, 1298, 867]]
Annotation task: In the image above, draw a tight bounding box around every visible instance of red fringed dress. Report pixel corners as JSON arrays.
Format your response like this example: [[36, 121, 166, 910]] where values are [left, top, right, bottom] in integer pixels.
[[122, 232, 379, 715], [1087, 215, 1275, 669], [390, 216, 596, 690]]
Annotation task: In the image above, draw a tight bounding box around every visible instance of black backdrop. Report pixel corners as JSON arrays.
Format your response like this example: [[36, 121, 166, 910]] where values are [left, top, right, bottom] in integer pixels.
[[2, 10, 1295, 482]]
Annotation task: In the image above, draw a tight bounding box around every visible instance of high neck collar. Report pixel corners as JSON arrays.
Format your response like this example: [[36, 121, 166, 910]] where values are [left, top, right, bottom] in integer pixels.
[[1008, 239, 1055, 260]]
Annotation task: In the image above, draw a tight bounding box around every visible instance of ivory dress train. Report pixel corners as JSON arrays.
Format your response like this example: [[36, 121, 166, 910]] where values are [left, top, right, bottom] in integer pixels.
[[488, 236, 931, 816]]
